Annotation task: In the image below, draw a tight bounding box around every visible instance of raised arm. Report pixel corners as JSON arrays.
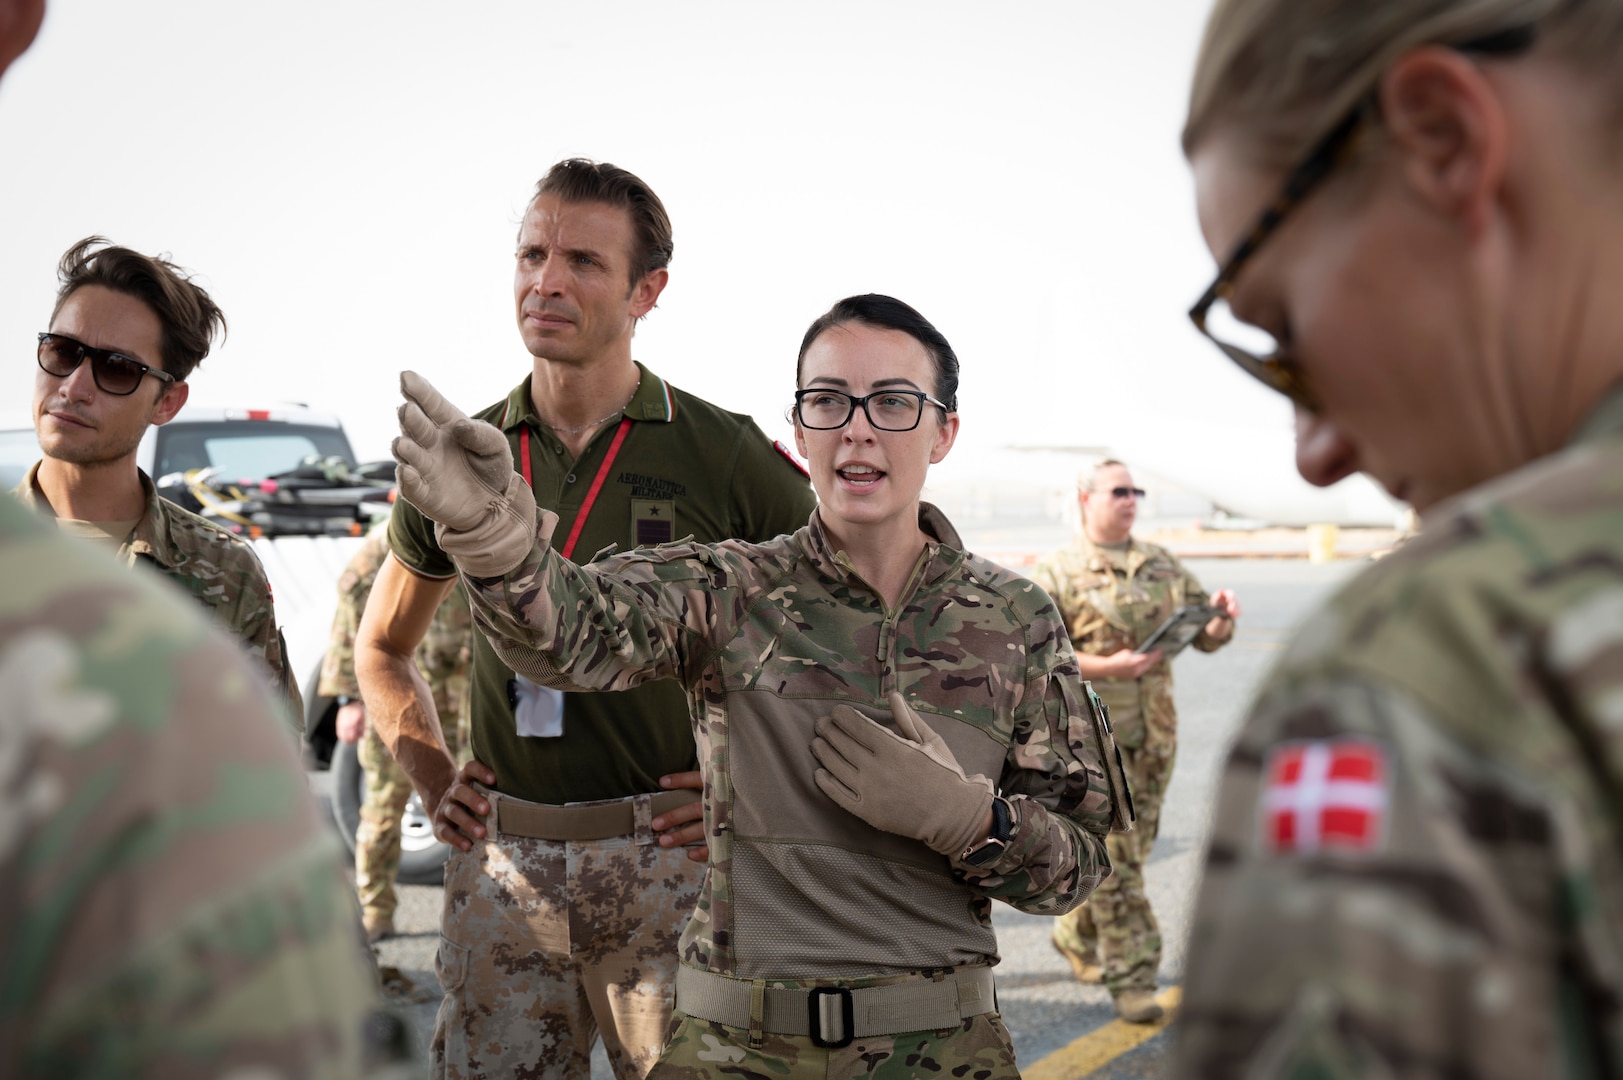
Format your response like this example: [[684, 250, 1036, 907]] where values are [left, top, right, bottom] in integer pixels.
[[392, 369, 737, 694]]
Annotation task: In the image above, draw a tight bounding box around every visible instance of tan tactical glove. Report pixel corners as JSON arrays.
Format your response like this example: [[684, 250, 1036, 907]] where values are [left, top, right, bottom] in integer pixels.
[[393, 370, 538, 578], [811, 692, 996, 858]]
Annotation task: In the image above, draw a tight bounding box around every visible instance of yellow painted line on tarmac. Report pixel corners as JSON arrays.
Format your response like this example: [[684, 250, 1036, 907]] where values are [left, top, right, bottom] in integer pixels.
[[1022, 986, 1181, 1080]]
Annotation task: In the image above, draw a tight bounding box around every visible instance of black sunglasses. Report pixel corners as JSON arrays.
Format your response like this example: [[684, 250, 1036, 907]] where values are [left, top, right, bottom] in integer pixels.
[[38, 332, 176, 397], [1186, 25, 1538, 409], [1105, 486, 1146, 500]]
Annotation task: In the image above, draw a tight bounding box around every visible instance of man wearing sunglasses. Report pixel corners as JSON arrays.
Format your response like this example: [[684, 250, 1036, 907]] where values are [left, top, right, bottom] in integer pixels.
[[1031, 458, 1238, 1024], [0, 12, 407, 1076], [13, 236, 302, 731]]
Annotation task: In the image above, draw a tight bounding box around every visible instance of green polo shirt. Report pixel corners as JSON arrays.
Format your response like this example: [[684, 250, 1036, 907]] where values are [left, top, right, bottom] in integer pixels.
[[389, 363, 818, 803]]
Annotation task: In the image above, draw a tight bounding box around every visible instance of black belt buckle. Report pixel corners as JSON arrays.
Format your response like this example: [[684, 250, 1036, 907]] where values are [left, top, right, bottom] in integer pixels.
[[808, 986, 855, 1048]]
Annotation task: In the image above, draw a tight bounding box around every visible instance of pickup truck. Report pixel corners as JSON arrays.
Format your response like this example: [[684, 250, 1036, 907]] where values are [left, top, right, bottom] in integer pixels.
[[1, 405, 451, 884]]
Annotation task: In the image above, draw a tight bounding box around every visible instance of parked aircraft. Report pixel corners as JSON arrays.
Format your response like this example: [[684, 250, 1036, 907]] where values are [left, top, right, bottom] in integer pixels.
[[924, 423, 1407, 538]]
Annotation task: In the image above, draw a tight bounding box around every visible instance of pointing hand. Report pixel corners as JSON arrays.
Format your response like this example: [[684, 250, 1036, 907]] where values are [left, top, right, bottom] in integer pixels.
[[393, 370, 538, 577]]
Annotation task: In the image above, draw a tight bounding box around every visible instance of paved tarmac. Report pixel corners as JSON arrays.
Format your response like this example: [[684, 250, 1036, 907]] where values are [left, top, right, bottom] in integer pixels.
[[326, 553, 1367, 1076]]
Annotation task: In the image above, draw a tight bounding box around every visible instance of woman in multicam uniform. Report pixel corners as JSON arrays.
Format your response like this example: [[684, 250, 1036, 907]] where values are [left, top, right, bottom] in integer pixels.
[[391, 293, 1131, 1079]]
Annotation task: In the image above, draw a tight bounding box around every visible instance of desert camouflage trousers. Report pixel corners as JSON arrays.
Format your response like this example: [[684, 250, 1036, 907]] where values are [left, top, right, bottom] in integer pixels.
[[1052, 729, 1175, 995], [432, 791, 704, 1080], [651, 1011, 1019, 1079]]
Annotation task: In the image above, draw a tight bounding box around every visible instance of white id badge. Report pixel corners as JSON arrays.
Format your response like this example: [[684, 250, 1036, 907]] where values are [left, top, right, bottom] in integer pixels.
[[510, 675, 565, 738]]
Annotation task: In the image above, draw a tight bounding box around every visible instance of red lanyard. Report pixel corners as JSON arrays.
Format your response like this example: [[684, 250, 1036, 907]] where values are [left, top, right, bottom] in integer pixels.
[[519, 417, 633, 560]]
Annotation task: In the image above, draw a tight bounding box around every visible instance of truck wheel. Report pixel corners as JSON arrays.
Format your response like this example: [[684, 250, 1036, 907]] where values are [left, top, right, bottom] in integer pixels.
[[301, 661, 338, 770], [331, 740, 449, 886]]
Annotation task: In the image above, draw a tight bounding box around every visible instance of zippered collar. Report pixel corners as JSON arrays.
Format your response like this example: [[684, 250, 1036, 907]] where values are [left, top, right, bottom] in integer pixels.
[[800, 502, 967, 600]]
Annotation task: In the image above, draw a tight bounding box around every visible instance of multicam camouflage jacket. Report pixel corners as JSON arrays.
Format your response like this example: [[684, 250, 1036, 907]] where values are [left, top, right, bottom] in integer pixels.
[[318, 521, 470, 702], [1173, 387, 1623, 1079], [460, 501, 1123, 980], [0, 492, 389, 1078], [15, 463, 302, 732], [1031, 536, 1225, 748]]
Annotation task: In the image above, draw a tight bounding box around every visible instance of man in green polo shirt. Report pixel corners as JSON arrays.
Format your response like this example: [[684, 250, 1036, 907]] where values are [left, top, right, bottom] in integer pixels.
[[356, 158, 815, 1080]]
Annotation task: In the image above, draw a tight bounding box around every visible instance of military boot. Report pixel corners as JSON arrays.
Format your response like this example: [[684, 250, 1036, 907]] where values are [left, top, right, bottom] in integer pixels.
[[1051, 938, 1103, 984], [1113, 990, 1164, 1024]]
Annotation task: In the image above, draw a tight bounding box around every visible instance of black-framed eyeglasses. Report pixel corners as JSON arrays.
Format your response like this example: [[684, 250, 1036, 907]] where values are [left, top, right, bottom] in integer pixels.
[[1186, 25, 1538, 410], [792, 388, 949, 432], [37, 332, 176, 396]]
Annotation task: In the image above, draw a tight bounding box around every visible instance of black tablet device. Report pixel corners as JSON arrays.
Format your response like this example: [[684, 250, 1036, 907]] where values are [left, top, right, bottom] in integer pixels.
[[1135, 604, 1220, 659]]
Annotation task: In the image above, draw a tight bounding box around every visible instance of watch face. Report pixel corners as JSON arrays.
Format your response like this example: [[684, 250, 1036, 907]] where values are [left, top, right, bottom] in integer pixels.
[[963, 797, 1013, 865], [964, 837, 1007, 867]]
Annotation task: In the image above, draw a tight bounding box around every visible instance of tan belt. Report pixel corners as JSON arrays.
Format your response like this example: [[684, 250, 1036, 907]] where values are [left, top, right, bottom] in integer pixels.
[[494, 789, 696, 842], [675, 964, 997, 1049]]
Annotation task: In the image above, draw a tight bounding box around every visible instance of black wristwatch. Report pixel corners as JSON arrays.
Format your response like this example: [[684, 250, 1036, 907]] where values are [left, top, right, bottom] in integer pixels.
[[962, 796, 1014, 866]]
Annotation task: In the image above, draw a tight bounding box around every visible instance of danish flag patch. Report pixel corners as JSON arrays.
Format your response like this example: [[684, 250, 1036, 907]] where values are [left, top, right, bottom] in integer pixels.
[[1260, 738, 1389, 855]]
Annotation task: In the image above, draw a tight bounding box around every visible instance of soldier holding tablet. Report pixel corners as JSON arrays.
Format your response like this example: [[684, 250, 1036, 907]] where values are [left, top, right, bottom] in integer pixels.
[[1030, 459, 1239, 1023]]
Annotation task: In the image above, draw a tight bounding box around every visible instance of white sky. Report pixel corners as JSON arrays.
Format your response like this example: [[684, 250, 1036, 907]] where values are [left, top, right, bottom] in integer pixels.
[[1, 0, 1358, 521]]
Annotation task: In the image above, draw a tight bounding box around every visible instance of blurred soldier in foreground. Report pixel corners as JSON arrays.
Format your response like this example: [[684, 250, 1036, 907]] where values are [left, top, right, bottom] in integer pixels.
[[1176, 0, 1623, 1074], [1031, 460, 1237, 1024], [322, 519, 471, 943], [0, 7, 402, 1076], [0, 491, 392, 1077], [14, 236, 302, 730]]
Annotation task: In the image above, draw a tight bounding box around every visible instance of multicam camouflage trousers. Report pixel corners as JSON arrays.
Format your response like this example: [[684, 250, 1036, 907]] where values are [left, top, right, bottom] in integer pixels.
[[431, 792, 704, 1080], [355, 712, 464, 926], [1052, 730, 1175, 996], [651, 1011, 1020, 1079]]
